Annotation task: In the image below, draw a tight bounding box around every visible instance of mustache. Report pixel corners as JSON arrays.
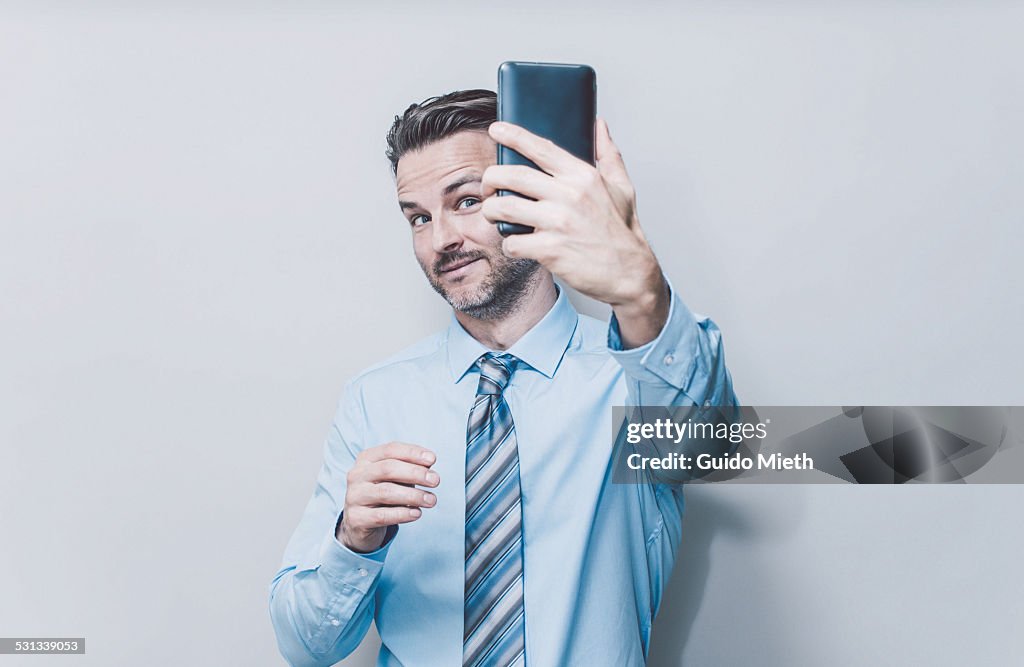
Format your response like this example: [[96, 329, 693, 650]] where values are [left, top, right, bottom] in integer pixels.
[[433, 250, 486, 274]]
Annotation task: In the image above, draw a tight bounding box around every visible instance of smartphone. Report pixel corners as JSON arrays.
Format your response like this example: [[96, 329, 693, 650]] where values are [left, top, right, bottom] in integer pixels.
[[496, 61, 597, 236]]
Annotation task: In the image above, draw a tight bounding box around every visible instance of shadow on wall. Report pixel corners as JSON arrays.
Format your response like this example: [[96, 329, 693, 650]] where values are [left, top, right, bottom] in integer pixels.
[[647, 485, 807, 667]]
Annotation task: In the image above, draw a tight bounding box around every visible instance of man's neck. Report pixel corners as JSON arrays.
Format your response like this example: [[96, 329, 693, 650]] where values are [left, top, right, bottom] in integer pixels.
[[455, 274, 558, 351]]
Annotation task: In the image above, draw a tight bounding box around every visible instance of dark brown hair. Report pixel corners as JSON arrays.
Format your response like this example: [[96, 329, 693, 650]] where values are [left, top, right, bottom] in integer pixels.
[[385, 89, 496, 175]]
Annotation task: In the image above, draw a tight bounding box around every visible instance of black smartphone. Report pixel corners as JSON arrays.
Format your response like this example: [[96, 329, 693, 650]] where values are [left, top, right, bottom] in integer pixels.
[[496, 61, 597, 236]]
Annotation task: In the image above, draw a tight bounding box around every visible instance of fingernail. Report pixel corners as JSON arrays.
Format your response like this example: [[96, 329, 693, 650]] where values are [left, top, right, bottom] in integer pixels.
[[409, 508, 422, 518], [422, 451, 435, 464], [490, 122, 508, 136], [426, 471, 440, 485], [423, 493, 436, 506]]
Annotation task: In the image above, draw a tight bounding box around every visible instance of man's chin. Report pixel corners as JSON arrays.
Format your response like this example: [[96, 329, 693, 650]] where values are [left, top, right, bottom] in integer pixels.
[[443, 286, 491, 314]]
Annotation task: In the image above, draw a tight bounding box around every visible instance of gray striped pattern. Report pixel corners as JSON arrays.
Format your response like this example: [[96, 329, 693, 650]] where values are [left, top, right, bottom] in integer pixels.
[[464, 354, 526, 667]]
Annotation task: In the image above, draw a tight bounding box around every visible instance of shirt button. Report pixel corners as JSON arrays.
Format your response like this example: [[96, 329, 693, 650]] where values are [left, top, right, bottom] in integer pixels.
[[704, 400, 712, 407], [330, 618, 340, 627], [663, 353, 675, 366], [358, 568, 368, 577]]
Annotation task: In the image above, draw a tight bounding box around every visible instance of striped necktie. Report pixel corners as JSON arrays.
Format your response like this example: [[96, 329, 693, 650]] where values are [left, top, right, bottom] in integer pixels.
[[463, 353, 526, 667]]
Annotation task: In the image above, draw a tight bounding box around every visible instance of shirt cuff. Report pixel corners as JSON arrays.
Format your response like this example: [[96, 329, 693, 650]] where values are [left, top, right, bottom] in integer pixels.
[[316, 514, 396, 595], [607, 277, 701, 389]]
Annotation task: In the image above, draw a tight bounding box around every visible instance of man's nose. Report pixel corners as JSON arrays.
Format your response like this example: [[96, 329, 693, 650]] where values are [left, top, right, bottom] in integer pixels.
[[431, 212, 463, 254]]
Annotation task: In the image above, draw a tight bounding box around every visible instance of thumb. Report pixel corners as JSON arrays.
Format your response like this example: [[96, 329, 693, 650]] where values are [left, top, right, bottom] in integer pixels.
[[595, 118, 630, 186]]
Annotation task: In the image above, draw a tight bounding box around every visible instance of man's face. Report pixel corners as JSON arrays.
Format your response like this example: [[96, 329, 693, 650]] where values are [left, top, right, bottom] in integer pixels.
[[396, 130, 539, 320]]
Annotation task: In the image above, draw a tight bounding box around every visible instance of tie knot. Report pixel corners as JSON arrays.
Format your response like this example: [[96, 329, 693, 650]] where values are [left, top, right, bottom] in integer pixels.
[[475, 353, 517, 395]]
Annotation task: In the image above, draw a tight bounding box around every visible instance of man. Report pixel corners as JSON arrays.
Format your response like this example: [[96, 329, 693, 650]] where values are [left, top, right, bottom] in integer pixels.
[[270, 89, 737, 667]]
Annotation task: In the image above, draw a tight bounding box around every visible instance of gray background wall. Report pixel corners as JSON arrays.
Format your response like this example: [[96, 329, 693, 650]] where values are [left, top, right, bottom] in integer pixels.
[[2, 2, 1022, 665]]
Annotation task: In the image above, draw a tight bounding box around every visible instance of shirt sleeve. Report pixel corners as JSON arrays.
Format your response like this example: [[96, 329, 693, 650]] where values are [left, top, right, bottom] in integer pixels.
[[607, 276, 739, 410], [607, 276, 740, 559], [269, 380, 394, 667]]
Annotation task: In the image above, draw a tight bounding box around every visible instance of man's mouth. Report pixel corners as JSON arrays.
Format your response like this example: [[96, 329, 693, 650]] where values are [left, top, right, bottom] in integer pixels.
[[438, 257, 483, 274]]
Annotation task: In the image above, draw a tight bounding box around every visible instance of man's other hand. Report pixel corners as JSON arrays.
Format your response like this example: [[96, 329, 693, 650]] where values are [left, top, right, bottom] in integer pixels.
[[337, 442, 439, 553]]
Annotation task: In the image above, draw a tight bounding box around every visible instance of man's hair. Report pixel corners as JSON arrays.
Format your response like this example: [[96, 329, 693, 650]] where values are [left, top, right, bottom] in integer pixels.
[[385, 89, 497, 175]]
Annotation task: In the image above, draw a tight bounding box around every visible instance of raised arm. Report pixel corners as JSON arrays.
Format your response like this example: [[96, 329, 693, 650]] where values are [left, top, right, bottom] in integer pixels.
[[481, 118, 737, 408]]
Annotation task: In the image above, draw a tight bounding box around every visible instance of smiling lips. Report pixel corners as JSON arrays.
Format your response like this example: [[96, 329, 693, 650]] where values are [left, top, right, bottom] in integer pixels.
[[439, 256, 483, 275]]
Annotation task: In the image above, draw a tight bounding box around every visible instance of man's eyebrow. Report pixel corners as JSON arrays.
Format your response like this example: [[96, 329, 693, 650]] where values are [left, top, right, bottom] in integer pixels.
[[398, 176, 482, 211], [443, 176, 481, 196]]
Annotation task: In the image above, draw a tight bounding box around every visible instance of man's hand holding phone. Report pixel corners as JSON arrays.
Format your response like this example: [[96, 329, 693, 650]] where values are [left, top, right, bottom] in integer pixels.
[[481, 119, 670, 348], [336, 442, 439, 553]]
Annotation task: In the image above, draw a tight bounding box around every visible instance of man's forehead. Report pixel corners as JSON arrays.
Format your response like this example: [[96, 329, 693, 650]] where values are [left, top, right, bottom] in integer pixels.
[[395, 131, 496, 196]]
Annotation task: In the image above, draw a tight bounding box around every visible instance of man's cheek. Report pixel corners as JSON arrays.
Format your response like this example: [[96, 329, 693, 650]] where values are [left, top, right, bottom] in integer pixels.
[[467, 211, 503, 245]]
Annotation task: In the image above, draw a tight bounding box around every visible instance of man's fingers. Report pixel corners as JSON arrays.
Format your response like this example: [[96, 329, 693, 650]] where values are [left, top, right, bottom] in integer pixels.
[[351, 482, 437, 509], [481, 165, 561, 201], [356, 458, 440, 487], [347, 504, 423, 529], [359, 441, 436, 466], [489, 122, 582, 176], [501, 231, 557, 264], [481, 193, 556, 229]]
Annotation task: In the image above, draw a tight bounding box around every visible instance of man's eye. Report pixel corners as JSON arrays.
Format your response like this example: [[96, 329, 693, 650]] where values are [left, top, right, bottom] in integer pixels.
[[457, 197, 480, 210], [410, 214, 429, 226]]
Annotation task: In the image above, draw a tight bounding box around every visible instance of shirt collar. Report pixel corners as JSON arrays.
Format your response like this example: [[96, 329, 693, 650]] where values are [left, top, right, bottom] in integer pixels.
[[446, 285, 579, 383]]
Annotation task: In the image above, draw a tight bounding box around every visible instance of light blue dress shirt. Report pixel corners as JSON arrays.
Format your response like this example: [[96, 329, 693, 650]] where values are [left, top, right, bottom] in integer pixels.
[[270, 281, 738, 666]]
